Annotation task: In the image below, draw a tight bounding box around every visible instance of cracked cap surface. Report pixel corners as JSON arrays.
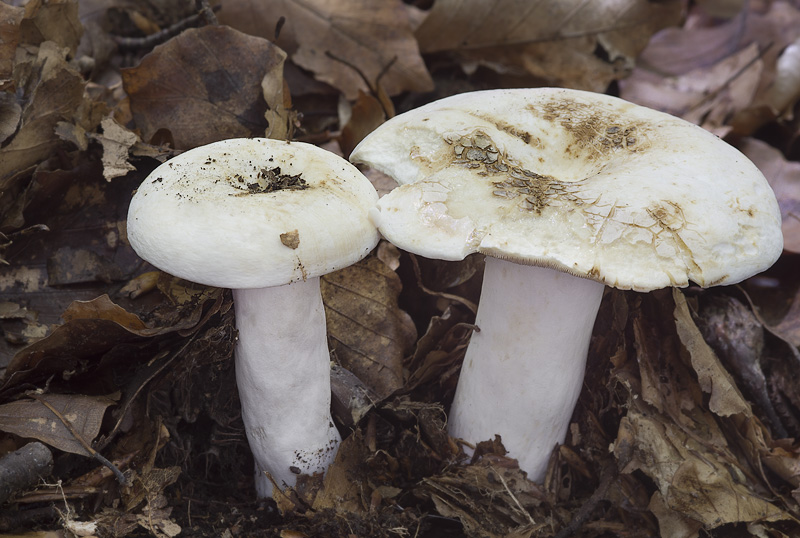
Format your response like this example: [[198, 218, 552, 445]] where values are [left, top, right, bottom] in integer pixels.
[[352, 88, 783, 291]]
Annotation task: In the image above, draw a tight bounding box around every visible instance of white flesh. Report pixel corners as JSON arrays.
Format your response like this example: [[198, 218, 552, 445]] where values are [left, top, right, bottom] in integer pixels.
[[447, 258, 605, 482], [233, 278, 341, 497]]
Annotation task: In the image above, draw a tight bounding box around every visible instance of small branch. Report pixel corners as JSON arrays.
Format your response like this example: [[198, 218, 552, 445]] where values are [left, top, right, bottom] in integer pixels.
[[489, 464, 535, 526], [29, 394, 130, 487], [0, 442, 53, 504], [112, 4, 221, 50]]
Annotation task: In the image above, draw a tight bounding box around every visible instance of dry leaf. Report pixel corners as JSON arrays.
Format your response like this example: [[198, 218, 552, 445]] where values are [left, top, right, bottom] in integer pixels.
[[338, 91, 387, 158], [122, 25, 288, 149], [0, 3, 24, 85], [735, 137, 800, 253], [415, 0, 681, 91], [0, 41, 84, 182], [18, 0, 82, 55], [673, 289, 750, 417], [615, 291, 788, 534], [321, 255, 415, 400], [421, 454, 543, 538], [629, 1, 800, 133], [619, 409, 787, 530], [88, 116, 139, 181], [217, 0, 433, 99], [621, 42, 762, 133], [0, 393, 115, 456]]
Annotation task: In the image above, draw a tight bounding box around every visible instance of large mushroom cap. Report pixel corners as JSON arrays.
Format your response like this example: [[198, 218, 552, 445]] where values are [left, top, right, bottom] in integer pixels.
[[128, 138, 379, 288], [352, 88, 784, 291]]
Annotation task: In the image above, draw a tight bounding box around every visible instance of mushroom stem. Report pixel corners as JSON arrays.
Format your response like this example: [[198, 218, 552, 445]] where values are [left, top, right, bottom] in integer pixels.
[[448, 257, 605, 482], [232, 278, 341, 497]]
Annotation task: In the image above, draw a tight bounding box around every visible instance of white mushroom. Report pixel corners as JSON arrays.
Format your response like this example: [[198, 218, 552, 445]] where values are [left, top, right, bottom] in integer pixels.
[[127, 138, 379, 497], [351, 88, 783, 482]]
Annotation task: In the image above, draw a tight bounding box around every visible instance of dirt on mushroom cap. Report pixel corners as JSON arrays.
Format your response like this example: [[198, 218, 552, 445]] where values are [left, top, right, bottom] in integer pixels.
[[355, 88, 783, 292]]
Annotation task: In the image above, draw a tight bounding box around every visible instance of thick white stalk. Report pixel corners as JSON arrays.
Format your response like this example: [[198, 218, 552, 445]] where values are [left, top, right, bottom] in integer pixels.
[[232, 278, 341, 497], [448, 257, 605, 482]]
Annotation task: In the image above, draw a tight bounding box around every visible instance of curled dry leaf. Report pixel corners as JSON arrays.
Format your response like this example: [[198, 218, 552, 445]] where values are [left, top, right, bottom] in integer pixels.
[[217, 0, 433, 99], [321, 255, 416, 401], [673, 290, 750, 417], [0, 393, 115, 456], [87, 116, 140, 181], [122, 25, 289, 149], [421, 454, 543, 538], [621, 42, 763, 133], [415, 0, 681, 91], [0, 41, 84, 182], [0, 3, 24, 83], [17, 0, 83, 55], [1, 288, 221, 393], [614, 290, 789, 534], [735, 137, 800, 253], [628, 1, 800, 134]]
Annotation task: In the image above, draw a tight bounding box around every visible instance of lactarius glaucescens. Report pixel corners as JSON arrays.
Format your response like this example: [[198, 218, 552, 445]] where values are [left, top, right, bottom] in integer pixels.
[[351, 88, 783, 482], [127, 138, 379, 496]]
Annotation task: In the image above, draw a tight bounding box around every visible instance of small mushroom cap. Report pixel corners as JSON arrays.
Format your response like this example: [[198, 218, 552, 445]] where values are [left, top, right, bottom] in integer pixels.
[[128, 138, 379, 289], [352, 88, 783, 291]]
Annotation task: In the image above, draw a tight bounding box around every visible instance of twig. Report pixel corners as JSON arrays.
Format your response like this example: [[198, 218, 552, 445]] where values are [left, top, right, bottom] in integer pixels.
[[489, 464, 535, 525], [112, 3, 221, 50], [28, 394, 130, 487]]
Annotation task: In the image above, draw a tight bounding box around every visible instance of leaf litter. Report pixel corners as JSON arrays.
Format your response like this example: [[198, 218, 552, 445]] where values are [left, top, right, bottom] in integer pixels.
[[1, 1, 800, 537]]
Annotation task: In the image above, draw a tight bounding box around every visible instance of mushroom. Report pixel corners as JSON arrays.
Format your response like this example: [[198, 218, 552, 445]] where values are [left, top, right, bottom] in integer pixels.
[[127, 138, 379, 497], [350, 88, 783, 482]]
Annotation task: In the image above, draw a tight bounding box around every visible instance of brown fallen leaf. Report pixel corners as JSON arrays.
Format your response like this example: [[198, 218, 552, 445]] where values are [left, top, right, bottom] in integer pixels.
[[18, 0, 82, 55], [321, 254, 416, 401], [614, 290, 789, 535], [421, 453, 544, 538], [0, 41, 85, 182], [735, 137, 800, 253], [1, 287, 222, 393], [673, 290, 750, 417], [415, 0, 681, 92], [217, 0, 433, 99], [625, 2, 800, 133], [0, 3, 24, 86], [621, 42, 763, 133], [0, 393, 115, 456], [122, 25, 289, 149]]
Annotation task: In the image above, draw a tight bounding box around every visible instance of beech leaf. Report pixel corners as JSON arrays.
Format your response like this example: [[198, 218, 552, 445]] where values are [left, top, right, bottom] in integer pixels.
[[321, 255, 416, 400], [122, 25, 288, 150], [0, 393, 115, 456], [217, 0, 433, 99], [415, 0, 681, 91]]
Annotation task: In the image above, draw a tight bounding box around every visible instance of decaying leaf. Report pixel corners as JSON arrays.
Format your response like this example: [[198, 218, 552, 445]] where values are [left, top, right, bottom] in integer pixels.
[[613, 290, 789, 536], [87, 116, 140, 181], [122, 25, 289, 149], [415, 0, 681, 91], [736, 137, 800, 253], [217, 0, 433, 99], [0, 41, 85, 182], [626, 1, 800, 134], [0, 3, 24, 84], [674, 290, 750, 417], [321, 254, 416, 401], [621, 42, 763, 133], [0, 393, 115, 456], [421, 453, 544, 538]]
